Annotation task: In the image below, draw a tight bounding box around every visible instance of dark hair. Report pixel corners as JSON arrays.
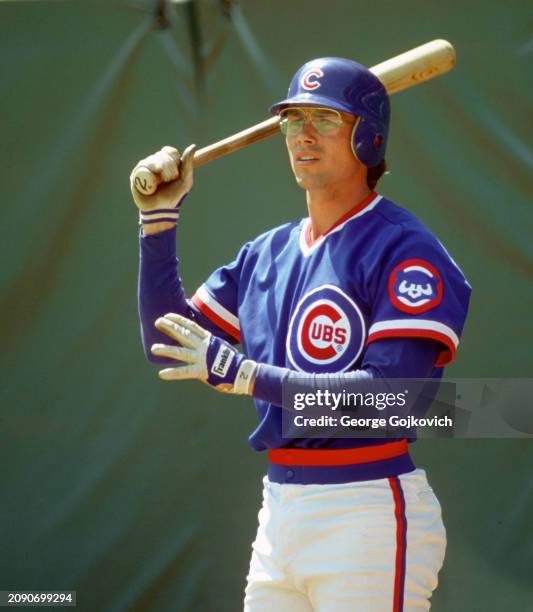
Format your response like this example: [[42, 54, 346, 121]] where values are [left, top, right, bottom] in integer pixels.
[[366, 159, 387, 190]]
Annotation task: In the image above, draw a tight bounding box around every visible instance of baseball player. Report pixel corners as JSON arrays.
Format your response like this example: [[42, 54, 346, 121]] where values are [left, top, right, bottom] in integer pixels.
[[131, 57, 471, 611]]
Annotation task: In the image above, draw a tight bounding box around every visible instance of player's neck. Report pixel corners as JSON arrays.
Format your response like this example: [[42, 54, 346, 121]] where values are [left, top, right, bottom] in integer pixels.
[[306, 181, 371, 240]]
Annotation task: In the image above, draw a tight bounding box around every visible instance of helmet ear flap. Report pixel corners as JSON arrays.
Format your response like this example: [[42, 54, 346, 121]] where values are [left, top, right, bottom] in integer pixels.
[[352, 116, 388, 167]]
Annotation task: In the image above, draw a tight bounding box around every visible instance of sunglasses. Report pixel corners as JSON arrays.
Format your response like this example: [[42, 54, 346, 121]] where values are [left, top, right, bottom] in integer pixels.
[[279, 106, 355, 136]]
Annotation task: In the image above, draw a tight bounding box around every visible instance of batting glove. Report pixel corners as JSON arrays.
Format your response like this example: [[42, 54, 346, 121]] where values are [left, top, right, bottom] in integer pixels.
[[130, 144, 196, 226], [151, 313, 258, 395]]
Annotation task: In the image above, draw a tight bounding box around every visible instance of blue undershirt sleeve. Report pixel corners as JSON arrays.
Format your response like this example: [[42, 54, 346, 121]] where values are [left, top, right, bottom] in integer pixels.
[[138, 226, 235, 363], [252, 338, 441, 408]]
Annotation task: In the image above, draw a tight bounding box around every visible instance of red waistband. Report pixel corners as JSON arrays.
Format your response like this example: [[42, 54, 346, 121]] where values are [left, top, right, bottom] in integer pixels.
[[268, 440, 408, 467]]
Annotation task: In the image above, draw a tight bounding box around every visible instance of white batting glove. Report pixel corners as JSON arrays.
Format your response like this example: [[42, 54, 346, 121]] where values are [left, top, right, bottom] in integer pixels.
[[151, 313, 258, 395], [130, 144, 196, 225]]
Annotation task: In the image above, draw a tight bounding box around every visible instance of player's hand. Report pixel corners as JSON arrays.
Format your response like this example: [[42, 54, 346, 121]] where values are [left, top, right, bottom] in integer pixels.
[[130, 144, 196, 225], [151, 313, 258, 395]]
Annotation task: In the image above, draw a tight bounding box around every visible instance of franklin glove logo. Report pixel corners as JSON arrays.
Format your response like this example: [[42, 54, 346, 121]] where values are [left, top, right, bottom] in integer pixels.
[[211, 345, 234, 378]]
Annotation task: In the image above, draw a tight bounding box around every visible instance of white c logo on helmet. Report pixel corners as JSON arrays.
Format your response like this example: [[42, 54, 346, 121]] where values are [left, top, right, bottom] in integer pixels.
[[301, 68, 324, 91]]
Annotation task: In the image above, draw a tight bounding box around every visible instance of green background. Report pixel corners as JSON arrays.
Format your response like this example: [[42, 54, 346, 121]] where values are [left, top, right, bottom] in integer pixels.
[[1, 1, 532, 610]]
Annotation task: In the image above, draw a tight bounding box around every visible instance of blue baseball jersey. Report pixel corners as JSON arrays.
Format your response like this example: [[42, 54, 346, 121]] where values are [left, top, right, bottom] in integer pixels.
[[190, 193, 471, 449]]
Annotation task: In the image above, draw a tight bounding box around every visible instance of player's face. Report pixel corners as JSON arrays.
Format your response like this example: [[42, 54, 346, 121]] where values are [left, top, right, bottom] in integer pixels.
[[282, 106, 363, 191]]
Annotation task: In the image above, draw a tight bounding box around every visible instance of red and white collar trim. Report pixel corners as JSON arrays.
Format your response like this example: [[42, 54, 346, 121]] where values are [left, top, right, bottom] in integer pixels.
[[299, 192, 383, 257]]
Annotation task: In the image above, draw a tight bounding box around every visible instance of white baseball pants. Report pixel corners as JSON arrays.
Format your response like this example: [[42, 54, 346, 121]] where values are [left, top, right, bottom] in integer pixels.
[[244, 469, 446, 611]]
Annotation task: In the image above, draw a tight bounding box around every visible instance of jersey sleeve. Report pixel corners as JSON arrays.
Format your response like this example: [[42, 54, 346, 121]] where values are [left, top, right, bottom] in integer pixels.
[[190, 242, 251, 344], [366, 229, 472, 366]]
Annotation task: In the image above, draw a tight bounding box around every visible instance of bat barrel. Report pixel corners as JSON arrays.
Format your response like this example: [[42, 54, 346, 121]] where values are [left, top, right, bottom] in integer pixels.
[[371, 39, 456, 95]]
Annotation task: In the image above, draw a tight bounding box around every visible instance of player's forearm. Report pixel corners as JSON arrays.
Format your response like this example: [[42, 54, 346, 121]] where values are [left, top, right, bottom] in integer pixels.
[[252, 364, 372, 407], [138, 227, 194, 363], [251, 339, 441, 409]]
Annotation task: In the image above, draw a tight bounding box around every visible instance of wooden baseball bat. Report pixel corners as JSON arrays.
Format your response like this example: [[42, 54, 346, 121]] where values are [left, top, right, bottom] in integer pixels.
[[133, 39, 455, 195]]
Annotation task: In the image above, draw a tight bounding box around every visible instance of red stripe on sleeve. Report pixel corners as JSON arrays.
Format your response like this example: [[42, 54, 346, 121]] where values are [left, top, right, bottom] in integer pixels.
[[367, 328, 455, 366], [191, 294, 241, 343]]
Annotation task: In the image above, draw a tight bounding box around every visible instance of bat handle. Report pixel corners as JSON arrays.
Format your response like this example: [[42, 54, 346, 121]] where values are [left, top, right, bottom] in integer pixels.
[[133, 167, 160, 196], [132, 116, 280, 195]]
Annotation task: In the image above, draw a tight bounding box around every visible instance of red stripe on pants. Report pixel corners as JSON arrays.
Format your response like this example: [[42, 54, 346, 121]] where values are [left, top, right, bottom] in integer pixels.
[[389, 476, 407, 612]]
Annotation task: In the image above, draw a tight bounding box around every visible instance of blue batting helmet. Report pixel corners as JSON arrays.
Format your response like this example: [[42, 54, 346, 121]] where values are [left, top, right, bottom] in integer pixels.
[[270, 57, 390, 167]]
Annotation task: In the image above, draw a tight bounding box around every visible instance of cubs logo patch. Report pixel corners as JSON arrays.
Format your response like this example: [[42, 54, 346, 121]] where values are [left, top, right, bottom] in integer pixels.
[[388, 259, 443, 314], [287, 285, 366, 372], [301, 68, 324, 91]]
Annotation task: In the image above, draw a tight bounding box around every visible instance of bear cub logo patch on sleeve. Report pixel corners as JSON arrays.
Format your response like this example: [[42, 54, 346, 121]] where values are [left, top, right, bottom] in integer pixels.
[[388, 259, 443, 314]]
